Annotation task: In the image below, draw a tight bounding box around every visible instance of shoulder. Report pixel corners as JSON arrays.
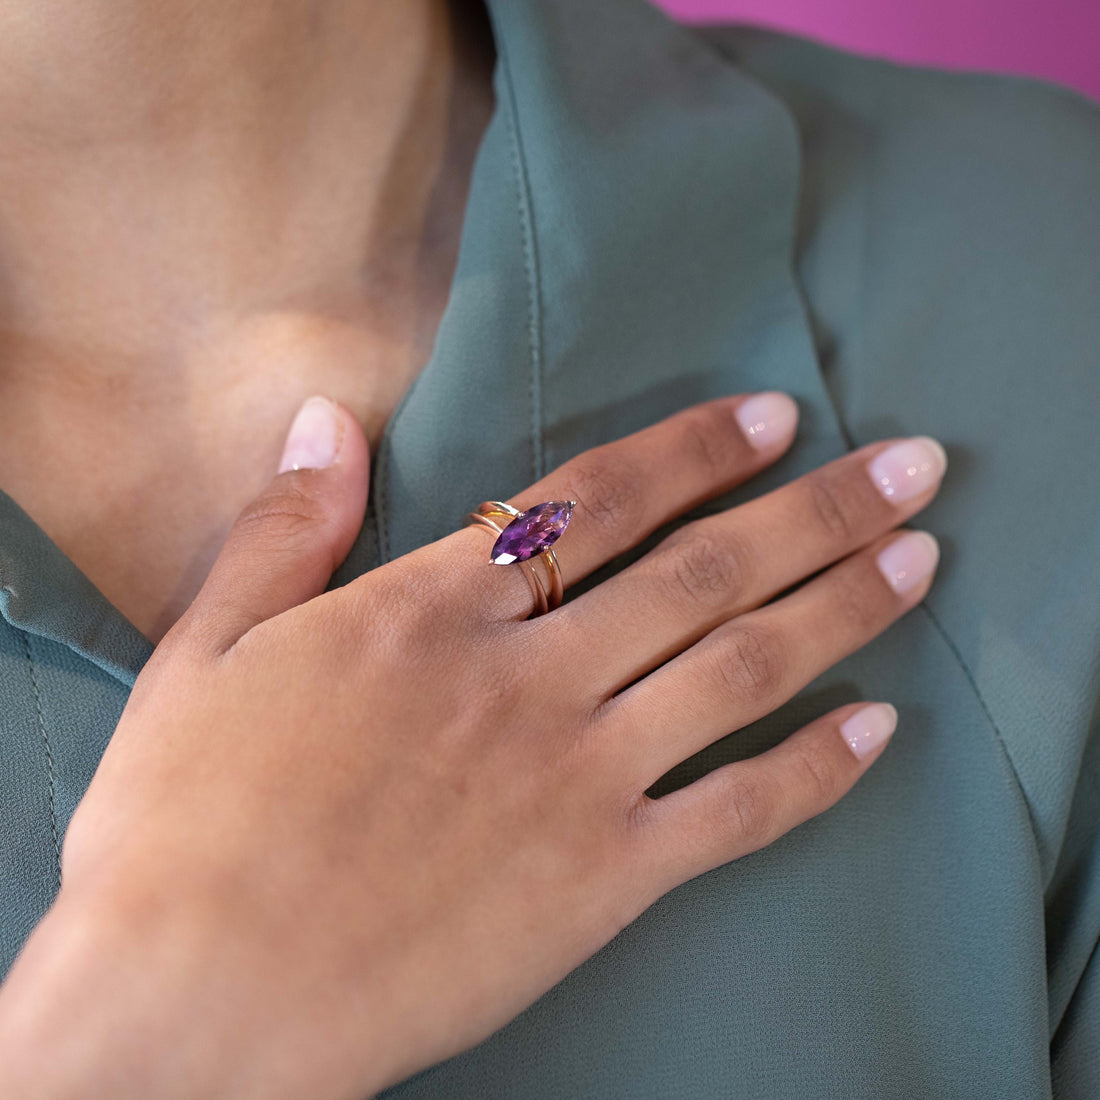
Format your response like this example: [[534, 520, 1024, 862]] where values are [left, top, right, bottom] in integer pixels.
[[694, 22, 1100, 144], [694, 24, 1100, 242], [689, 25, 1100, 383]]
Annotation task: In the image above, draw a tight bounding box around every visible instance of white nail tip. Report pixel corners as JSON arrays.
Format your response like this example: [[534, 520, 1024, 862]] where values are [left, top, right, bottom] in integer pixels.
[[840, 702, 898, 760], [876, 530, 940, 594]]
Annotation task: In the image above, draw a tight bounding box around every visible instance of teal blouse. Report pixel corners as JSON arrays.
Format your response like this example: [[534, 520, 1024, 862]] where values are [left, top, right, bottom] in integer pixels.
[[1, 1, 1098, 1096]]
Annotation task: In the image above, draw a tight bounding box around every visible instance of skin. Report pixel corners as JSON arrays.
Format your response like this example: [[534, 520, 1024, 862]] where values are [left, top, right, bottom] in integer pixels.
[[0, 2, 948, 1097], [0, 0, 495, 640]]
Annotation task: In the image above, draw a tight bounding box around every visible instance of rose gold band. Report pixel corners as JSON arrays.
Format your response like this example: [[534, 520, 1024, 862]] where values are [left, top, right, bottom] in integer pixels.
[[464, 500, 565, 615]]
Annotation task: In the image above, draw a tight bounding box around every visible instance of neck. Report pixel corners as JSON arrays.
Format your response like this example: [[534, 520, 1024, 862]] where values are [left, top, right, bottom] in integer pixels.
[[0, 0, 496, 644], [0, 0, 493, 368]]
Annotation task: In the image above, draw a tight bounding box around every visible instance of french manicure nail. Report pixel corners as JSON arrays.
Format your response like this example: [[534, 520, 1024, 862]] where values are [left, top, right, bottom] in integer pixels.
[[840, 702, 898, 760], [876, 530, 940, 594], [278, 396, 341, 472], [735, 392, 799, 450], [867, 437, 947, 503]]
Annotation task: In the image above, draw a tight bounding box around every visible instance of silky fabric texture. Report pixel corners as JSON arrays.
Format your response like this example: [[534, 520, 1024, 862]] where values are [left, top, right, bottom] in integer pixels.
[[0, 1, 1097, 1096]]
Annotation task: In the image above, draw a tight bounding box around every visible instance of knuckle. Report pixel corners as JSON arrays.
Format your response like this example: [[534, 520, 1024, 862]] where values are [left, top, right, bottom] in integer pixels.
[[662, 528, 751, 607], [790, 740, 844, 804], [830, 561, 887, 635], [724, 773, 776, 846], [351, 559, 442, 652], [807, 471, 862, 543], [566, 453, 642, 533], [679, 402, 743, 479], [233, 482, 328, 546], [712, 621, 785, 702]]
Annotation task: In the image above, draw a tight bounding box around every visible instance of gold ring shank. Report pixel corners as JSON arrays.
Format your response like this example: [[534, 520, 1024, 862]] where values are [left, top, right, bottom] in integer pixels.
[[464, 500, 565, 616], [464, 510, 549, 616]]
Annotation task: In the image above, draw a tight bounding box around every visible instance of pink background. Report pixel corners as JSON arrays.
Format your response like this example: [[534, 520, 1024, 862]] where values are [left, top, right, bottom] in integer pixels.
[[656, 0, 1100, 102]]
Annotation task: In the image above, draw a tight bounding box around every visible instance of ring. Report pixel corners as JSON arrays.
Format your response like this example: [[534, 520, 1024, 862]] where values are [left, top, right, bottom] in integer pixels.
[[464, 500, 575, 616]]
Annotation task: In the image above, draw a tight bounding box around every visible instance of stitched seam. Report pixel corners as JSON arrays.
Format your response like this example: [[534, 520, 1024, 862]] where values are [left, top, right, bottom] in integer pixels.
[[20, 631, 62, 891], [916, 600, 1043, 842], [375, 23, 544, 562], [846, 81, 1041, 850], [496, 40, 544, 483]]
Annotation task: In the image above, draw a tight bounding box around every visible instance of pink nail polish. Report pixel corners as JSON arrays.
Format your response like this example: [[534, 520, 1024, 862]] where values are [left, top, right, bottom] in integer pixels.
[[279, 396, 341, 473], [867, 437, 947, 503], [734, 392, 799, 450], [876, 530, 940, 594], [840, 702, 898, 760]]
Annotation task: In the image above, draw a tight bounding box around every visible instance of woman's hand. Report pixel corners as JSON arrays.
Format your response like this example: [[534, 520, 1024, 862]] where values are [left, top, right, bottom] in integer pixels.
[[0, 391, 945, 1099]]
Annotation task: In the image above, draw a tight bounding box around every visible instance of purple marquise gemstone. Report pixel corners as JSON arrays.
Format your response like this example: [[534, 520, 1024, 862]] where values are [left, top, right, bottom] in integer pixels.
[[490, 501, 574, 565]]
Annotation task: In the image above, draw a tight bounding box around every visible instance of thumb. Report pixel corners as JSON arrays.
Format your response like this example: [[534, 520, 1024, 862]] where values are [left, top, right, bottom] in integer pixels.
[[180, 395, 370, 654]]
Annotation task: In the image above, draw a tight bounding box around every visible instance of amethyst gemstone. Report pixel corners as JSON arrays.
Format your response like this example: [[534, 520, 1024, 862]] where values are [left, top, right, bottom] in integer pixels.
[[490, 501, 575, 565]]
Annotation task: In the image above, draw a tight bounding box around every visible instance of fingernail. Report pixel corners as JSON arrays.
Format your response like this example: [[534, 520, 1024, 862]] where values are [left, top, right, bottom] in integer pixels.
[[279, 396, 342, 472], [840, 702, 898, 760], [867, 436, 947, 503], [735, 392, 799, 450], [876, 530, 940, 594]]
